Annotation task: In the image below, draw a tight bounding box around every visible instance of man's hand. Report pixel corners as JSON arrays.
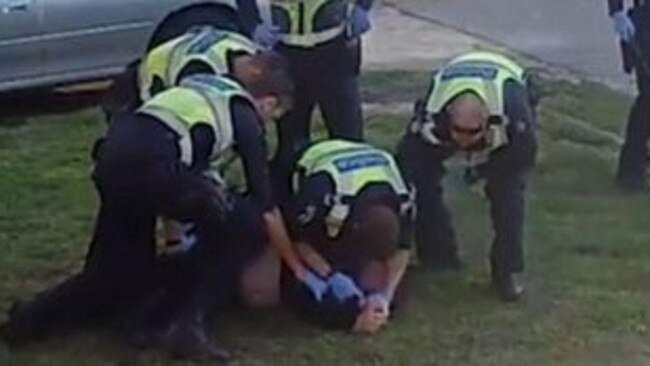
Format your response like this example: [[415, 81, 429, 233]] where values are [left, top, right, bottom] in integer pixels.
[[253, 23, 281, 49], [612, 10, 636, 42], [347, 6, 372, 38], [301, 271, 328, 302], [327, 272, 363, 303], [365, 292, 390, 318], [352, 305, 388, 335]]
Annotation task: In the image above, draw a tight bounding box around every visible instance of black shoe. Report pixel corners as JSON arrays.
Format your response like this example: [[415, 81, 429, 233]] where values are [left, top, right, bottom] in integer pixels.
[[161, 320, 231, 364], [491, 271, 524, 302], [0, 301, 46, 348]]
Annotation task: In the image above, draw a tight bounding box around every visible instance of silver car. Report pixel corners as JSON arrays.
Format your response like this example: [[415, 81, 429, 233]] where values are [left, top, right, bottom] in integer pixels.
[[0, 0, 237, 96]]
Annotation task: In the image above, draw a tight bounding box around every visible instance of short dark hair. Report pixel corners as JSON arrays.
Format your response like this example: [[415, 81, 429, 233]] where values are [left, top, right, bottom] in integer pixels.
[[240, 50, 294, 109], [337, 202, 400, 268]]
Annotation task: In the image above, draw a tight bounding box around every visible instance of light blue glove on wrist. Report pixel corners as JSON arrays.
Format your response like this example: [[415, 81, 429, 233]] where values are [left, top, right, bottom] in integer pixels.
[[302, 271, 328, 302], [253, 22, 281, 49], [327, 272, 363, 302], [348, 6, 372, 38], [612, 10, 636, 42], [366, 292, 390, 315]]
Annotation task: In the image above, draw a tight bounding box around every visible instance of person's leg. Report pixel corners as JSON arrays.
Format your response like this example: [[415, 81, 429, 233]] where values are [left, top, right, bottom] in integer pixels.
[[1, 194, 158, 346], [317, 40, 364, 141], [396, 135, 459, 269], [271, 59, 316, 203], [616, 72, 650, 191]]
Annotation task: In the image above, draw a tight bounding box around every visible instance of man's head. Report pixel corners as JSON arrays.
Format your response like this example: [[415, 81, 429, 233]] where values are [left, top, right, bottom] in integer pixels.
[[233, 50, 294, 122], [446, 92, 490, 149], [336, 202, 400, 292]]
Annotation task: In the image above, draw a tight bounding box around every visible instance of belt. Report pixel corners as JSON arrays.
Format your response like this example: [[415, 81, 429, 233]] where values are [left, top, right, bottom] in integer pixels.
[[280, 24, 346, 47]]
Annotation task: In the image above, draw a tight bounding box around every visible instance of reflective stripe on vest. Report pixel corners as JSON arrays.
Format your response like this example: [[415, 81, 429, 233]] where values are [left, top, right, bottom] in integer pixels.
[[271, 0, 352, 47], [420, 51, 527, 160], [294, 140, 412, 238], [138, 27, 258, 102], [137, 75, 253, 165]]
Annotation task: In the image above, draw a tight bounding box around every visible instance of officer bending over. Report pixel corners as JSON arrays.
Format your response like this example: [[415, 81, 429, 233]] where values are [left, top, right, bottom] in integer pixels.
[[398, 51, 538, 302], [282, 139, 413, 333], [1, 54, 301, 363], [104, 26, 261, 119]]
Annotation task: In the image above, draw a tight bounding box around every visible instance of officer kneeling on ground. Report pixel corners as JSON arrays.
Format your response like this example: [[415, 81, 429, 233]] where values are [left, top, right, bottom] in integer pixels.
[[0, 53, 298, 363], [281, 139, 413, 333], [398, 51, 538, 302]]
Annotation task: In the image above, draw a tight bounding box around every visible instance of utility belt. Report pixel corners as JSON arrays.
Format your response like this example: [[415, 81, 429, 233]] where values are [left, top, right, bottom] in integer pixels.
[[280, 21, 348, 47]]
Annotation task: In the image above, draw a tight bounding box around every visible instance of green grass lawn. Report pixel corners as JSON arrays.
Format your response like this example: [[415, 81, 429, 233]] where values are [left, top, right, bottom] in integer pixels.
[[1, 73, 650, 366]]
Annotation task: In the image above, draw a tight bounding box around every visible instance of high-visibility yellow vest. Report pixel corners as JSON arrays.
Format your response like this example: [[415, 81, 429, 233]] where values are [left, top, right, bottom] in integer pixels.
[[294, 139, 413, 237], [138, 27, 259, 102], [137, 74, 254, 166], [417, 51, 527, 166], [271, 0, 353, 47]]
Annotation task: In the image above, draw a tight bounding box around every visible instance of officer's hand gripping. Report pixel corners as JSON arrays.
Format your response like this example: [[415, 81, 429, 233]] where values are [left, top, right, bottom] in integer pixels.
[[612, 10, 636, 42], [327, 272, 363, 302], [302, 271, 328, 302], [253, 23, 281, 49], [348, 6, 372, 38]]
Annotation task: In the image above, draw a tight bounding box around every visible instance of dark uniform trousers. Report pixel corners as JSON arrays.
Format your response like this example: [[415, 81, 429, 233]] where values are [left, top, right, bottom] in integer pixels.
[[272, 37, 364, 201], [9, 115, 264, 335], [397, 84, 537, 274], [617, 5, 650, 188]]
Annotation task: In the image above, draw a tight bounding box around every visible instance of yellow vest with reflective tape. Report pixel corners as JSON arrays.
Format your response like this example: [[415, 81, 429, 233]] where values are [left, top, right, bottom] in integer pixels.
[[294, 140, 412, 238], [137, 75, 254, 166], [271, 0, 352, 47], [138, 27, 259, 102], [420, 51, 526, 164]]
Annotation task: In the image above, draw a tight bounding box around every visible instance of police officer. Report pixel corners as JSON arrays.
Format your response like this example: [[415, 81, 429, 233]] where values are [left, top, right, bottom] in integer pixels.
[[283, 139, 413, 333], [398, 51, 538, 302], [103, 26, 261, 118], [252, 0, 375, 201], [0, 55, 324, 363], [609, 0, 650, 191]]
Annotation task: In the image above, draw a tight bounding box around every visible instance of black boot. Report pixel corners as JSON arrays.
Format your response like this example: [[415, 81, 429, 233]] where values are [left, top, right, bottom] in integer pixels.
[[491, 269, 524, 302], [1, 299, 53, 348], [160, 313, 231, 364]]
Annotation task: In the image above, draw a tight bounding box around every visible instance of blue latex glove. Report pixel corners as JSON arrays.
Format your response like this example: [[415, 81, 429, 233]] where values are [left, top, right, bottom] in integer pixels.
[[327, 272, 363, 302], [302, 272, 328, 302], [612, 10, 636, 42], [253, 22, 281, 49], [348, 6, 372, 38]]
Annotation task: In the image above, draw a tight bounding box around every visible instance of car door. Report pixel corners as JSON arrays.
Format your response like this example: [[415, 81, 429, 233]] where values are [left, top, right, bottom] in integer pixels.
[[41, 0, 164, 84], [0, 0, 44, 92]]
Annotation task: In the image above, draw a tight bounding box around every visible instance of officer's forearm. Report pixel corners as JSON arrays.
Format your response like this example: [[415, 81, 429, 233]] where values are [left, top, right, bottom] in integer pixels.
[[382, 250, 409, 302], [263, 208, 309, 280], [296, 242, 332, 278]]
